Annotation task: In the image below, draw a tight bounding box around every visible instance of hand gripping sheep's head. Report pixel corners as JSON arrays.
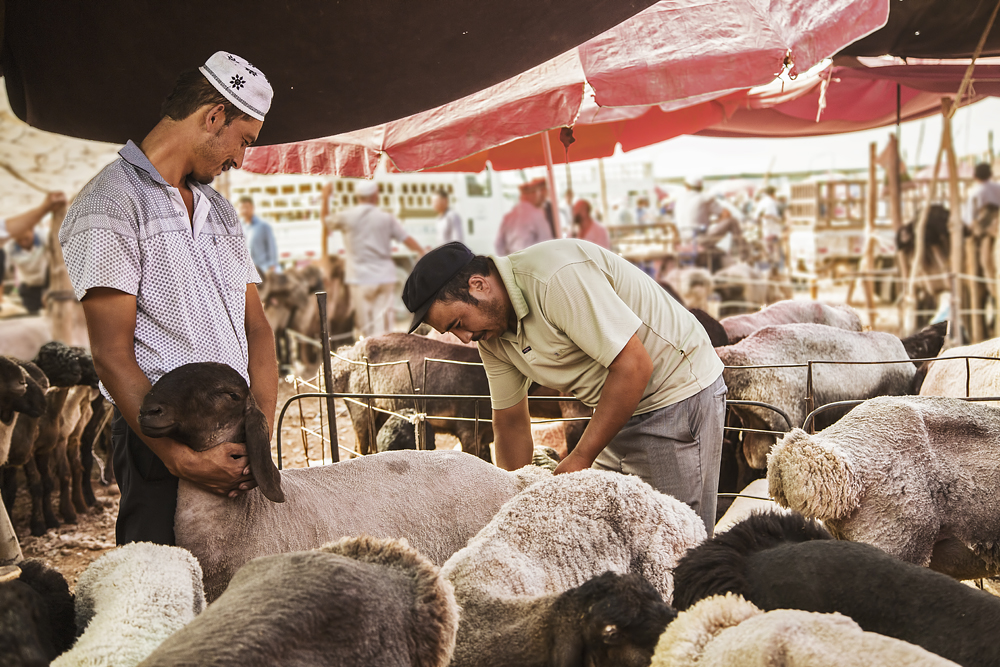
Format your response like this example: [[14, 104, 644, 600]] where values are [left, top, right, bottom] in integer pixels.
[[550, 571, 676, 667], [138, 362, 285, 503]]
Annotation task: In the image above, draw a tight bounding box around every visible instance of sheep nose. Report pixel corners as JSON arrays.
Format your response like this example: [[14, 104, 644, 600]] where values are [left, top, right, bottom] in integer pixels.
[[141, 405, 163, 418]]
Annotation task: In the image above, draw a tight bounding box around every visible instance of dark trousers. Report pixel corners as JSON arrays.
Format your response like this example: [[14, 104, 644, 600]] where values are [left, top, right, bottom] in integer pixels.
[[111, 409, 178, 545]]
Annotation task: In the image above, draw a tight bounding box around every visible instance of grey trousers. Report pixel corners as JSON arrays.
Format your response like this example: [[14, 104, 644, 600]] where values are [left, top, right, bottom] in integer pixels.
[[593, 374, 727, 536]]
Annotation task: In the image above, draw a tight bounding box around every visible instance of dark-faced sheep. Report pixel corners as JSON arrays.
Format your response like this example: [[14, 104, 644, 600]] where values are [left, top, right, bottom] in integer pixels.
[[441, 470, 703, 667], [768, 395, 1000, 580], [719, 300, 862, 345], [0, 560, 75, 666], [672, 511, 1000, 667], [718, 323, 914, 472], [137, 362, 284, 503], [137, 536, 457, 667], [176, 449, 550, 602]]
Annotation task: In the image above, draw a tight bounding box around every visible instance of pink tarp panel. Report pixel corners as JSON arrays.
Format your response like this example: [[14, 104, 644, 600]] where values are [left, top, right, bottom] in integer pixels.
[[243, 0, 889, 177]]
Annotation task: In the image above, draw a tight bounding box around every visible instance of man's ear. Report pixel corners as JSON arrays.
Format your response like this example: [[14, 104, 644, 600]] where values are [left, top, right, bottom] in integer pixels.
[[204, 103, 227, 132], [468, 274, 489, 297]]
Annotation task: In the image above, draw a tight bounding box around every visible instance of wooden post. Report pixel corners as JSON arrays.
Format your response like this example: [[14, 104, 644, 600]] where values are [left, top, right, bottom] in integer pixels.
[[598, 158, 610, 225], [541, 131, 563, 239], [903, 101, 948, 336], [942, 98, 965, 345], [888, 133, 903, 231], [863, 142, 878, 328], [316, 292, 340, 463]]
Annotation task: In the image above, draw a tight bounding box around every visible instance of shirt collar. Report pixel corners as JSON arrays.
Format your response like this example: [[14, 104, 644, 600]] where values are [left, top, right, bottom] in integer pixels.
[[118, 140, 219, 200], [490, 254, 529, 340]]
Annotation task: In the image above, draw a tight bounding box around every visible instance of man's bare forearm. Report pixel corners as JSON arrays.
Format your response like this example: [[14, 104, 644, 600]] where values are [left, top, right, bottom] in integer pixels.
[[492, 396, 534, 470], [245, 284, 278, 436]]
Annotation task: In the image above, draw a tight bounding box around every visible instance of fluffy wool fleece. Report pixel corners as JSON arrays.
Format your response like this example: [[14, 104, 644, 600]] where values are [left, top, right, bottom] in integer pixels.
[[718, 323, 914, 468], [442, 469, 706, 605], [919, 336, 1000, 403], [176, 449, 550, 601], [768, 395, 1000, 579], [51, 542, 204, 667], [137, 536, 458, 667], [652, 593, 959, 666], [719, 301, 862, 344]]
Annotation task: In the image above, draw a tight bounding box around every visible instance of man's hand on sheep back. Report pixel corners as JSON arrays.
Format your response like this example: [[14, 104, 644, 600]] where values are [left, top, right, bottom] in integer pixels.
[[172, 442, 258, 498]]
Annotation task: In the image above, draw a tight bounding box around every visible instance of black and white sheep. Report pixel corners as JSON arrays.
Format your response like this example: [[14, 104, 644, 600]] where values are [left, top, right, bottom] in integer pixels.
[[51, 542, 205, 667], [137, 535, 458, 667], [671, 511, 1000, 667], [718, 323, 914, 471], [768, 395, 1000, 580], [719, 300, 862, 344], [652, 592, 960, 667], [137, 361, 284, 503], [177, 449, 550, 601], [440, 470, 704, 667], [0, 560, 75, 667]]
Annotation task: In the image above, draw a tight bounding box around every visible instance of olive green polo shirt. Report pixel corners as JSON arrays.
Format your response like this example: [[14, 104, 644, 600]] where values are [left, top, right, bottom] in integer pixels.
[[478, 239, 723, 413]]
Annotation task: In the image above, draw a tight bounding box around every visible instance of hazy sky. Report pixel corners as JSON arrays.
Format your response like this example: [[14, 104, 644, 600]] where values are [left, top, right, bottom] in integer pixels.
[[601, 97, 1000, 179]]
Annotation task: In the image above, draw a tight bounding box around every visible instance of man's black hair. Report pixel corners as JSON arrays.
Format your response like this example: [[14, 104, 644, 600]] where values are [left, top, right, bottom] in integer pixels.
[[238, 195, 254, 205], [435, 189, 450, 201], [160, 70, 252, 125], [975, 162, 993, 182], [433, 256, 492, 306]]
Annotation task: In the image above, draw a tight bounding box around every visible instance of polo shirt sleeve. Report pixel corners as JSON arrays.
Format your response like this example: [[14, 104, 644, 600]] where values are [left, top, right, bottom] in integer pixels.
[[478, 342, 531, 410], [544, 261, 642, 369], [389, 215, 410, 242], [59, 195, 141, 300]]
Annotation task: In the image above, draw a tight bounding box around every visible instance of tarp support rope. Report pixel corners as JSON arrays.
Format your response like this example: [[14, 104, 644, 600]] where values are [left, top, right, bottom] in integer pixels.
[[951, 0, 1000, 117]]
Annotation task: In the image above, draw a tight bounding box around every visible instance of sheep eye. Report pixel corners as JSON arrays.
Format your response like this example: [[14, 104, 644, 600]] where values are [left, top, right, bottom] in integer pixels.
[[229, 393, 241, 401]]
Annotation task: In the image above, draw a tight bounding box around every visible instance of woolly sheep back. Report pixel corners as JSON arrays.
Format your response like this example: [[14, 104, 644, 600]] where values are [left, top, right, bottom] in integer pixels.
[[138, 536, 458, 667], [52, 542, 204, 667]]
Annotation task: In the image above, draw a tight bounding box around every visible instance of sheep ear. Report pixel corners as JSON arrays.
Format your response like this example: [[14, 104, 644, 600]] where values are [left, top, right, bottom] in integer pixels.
[[550, 627, 585, 667], [244, 392, 285, 503]]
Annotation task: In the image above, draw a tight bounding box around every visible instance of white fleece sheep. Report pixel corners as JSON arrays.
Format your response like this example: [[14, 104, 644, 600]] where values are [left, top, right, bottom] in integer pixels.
[[919, 336, 1000, 403], [768, 395, 1000, 580], [714, 478, 785, 534], [137, 536, 459, 667], [718, 323, 914, 469], [442, 470, 705, 667], [176, 449, 550, 601], [719, 300, 862, 344], [51, 542, 204, 667], [652, 593, 959, 667]]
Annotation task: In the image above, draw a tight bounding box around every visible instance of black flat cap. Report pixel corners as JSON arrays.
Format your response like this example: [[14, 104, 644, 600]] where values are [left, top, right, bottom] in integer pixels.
[[403, 242, 475, 334]]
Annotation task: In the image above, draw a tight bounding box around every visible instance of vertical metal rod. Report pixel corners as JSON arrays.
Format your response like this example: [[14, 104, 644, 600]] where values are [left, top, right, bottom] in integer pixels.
[[316, 292, 340, 463], [805, 361, 815, 432]]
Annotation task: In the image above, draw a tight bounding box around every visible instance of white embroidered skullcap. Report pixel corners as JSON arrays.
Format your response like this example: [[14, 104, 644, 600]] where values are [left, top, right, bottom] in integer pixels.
[[355, 181, 379, 197], [199, 51, 273, 121]]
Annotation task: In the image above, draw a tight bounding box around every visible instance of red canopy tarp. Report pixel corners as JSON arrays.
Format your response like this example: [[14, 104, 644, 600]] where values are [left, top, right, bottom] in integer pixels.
[[244, 0, 889, 177]]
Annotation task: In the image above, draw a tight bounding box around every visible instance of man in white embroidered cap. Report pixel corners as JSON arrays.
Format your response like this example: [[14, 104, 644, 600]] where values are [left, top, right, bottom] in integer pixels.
[[59, 52, 278, 546]]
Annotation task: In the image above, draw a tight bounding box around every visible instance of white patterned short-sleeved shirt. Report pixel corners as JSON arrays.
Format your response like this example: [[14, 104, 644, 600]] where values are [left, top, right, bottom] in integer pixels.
[[60, 140, 261, 403]]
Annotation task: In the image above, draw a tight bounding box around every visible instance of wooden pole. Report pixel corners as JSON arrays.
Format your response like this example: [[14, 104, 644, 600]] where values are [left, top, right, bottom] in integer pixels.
[[540, 131, 563, 238], [598, 158, 610, 225], [863, 142, 878, 328], [888, 133, 903, 231], [903, 102, 948, 335], [942, 97, 965, 345]]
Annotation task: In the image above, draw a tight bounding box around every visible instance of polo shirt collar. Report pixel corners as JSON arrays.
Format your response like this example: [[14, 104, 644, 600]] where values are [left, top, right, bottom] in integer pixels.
[[491, 255, 529, 340], [118, 140, 219, 200]]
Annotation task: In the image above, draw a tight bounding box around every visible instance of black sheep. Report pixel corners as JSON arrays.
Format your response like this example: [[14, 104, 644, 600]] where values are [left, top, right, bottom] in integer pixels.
[[673, 511, 1000, 667], [33, 342, 82, 388], [0, 560, 75, 666]]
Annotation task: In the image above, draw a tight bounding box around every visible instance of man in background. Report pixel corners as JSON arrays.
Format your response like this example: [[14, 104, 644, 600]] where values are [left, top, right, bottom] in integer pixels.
[[4, 227, 48, 314], [495, 181, 552, 256], [324, 180, 426, 337], [0, 192, 65, 309], [571, 199, 611, 250], [238, 195, 280, 276], [433, 188, 464, 246]]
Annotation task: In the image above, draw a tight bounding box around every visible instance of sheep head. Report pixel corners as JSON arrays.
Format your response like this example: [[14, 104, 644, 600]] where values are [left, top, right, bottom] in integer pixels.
[[138, 362, 285, 503], [550, 571, 675, 667], [0, 357, 28, 424]]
